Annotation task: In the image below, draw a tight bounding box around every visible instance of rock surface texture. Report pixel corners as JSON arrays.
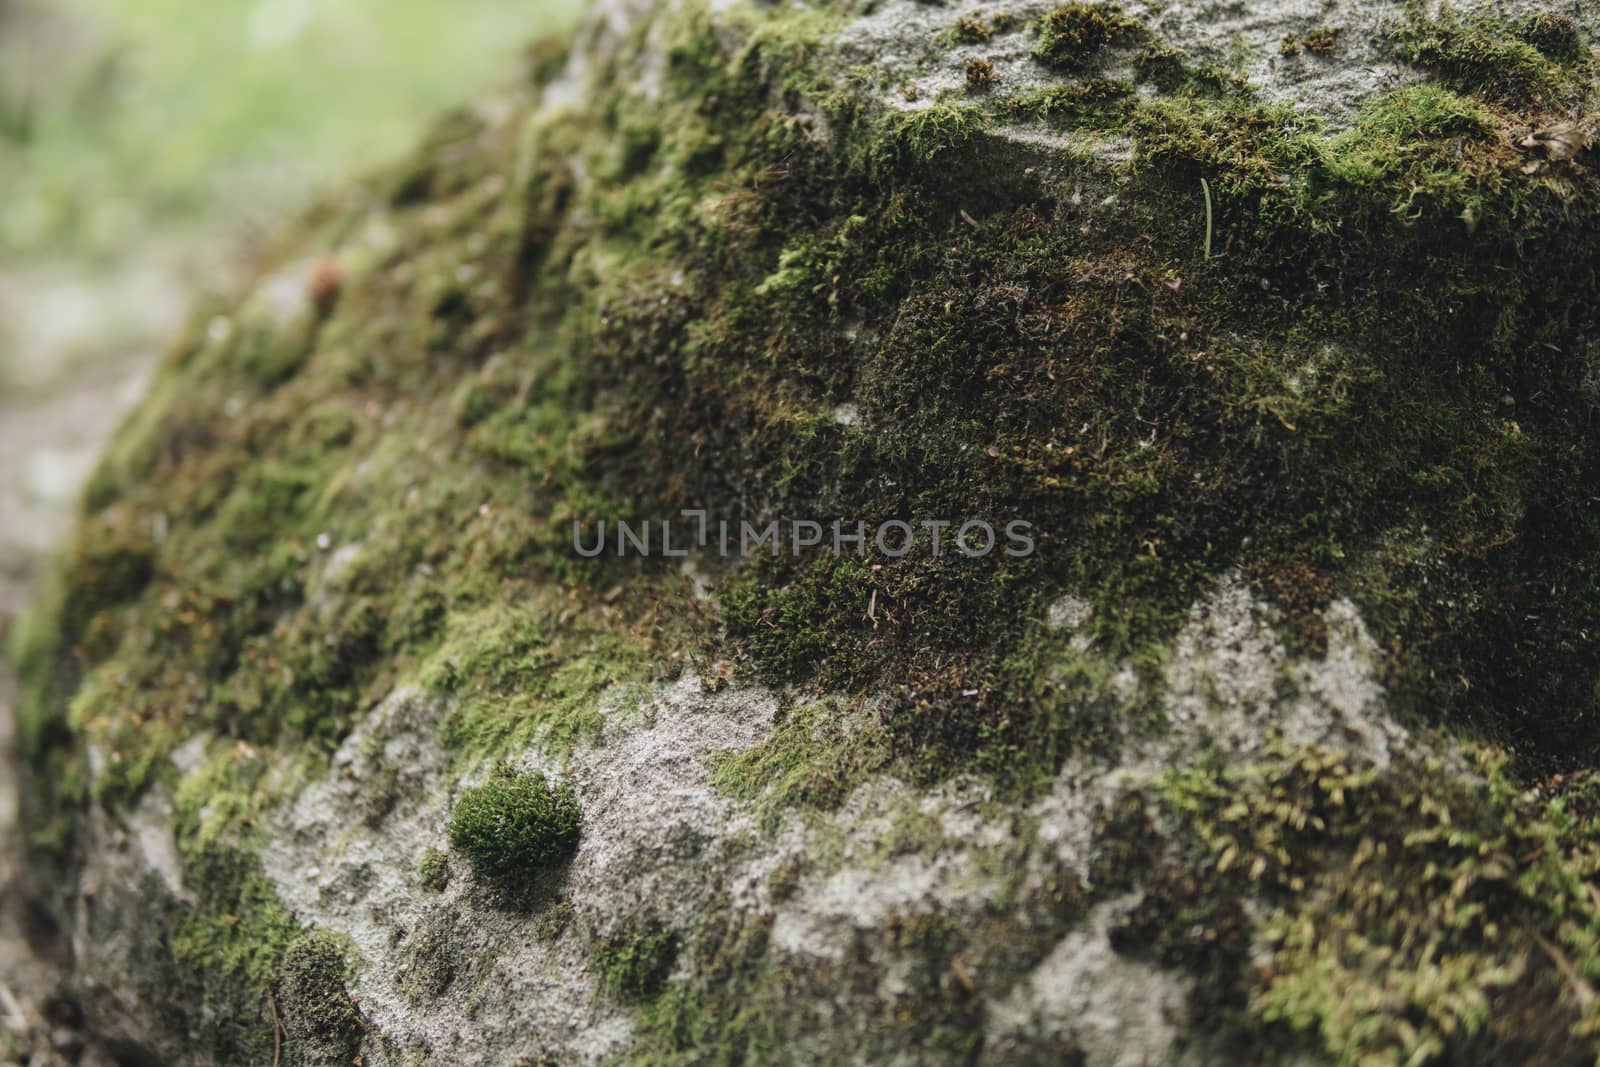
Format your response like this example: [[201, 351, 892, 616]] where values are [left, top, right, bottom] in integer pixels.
[[11, 0, 1600, 1063]]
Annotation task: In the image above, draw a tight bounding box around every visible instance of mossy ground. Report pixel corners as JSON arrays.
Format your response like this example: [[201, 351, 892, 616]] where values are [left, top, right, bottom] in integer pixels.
[[10, 0, 1600, 1061]]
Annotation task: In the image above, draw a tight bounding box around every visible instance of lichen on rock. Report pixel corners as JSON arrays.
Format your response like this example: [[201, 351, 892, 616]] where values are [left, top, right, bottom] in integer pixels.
[[9, 0, 1600, 1062]]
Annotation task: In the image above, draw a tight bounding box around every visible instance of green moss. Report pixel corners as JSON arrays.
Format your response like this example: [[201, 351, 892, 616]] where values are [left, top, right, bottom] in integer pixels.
[[55, 504, 159, 663], [1281, 27, 1339, 58], [950, 14, 992, 44], [400, 917, 463, 1004], [1005, 78, 1132, 123], [1031, 2, 1147, 70], [172, 742, 314, 848], [419, 848, 451, 892], [1390, 5, 1595, 108], [19, 0, 1598, 836], [162, 844, 305, 1062], [617, 839, 1090, 1064], [865, 103, 989, 175], [536, 897, 576, 941], [598, 921, 681, 1001], [708, 697, 890, 827], [1138, 744, 1600, 1062], [1302, 26, 1339, 55], [9, 0, 1593, 827], [1322, 84, 1504, 209], [556, 0, 1599, 787], [1517, 12, 1586, 63], [419, 602, 641, 762], [172, 844, 299, 996], [447, 765, 581, 882], [276, 931, 365, 1067], [721, 557, 878, 684]]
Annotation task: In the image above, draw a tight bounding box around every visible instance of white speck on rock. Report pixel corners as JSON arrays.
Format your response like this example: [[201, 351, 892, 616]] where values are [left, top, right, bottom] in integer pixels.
[[1046, 593, 1093, 636]]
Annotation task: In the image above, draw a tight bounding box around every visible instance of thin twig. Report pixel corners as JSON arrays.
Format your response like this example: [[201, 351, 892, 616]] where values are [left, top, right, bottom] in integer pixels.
[[1201, 177, 1215, 261], [1534, 931, 1597, 1011], [268, 988, 283, 1067], [0, 979, 28, 1034], [949, 953, 976, 994]]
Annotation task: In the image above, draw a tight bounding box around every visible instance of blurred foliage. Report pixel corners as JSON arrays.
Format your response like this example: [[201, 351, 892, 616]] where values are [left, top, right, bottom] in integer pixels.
[[0, 0, 584, 261]]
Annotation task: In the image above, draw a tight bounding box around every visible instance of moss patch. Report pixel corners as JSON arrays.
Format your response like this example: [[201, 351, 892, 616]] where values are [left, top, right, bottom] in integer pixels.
[[277, 931, 365, 1067], [1391, 6, 1596, 108], [708, 696, 891, 828], [162, 844, 303, 1063], [1119, 745, 1600, 1063], [447, 765, 581, 883], [597, 921, 681, 1002], [418, 848, 451, 892], [1031, 3, 1147, 70]]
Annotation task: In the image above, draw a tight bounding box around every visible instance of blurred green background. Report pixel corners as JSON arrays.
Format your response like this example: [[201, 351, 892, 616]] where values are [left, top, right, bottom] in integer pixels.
[[0, 0, 582, 262], [0, 0, 582, 614]]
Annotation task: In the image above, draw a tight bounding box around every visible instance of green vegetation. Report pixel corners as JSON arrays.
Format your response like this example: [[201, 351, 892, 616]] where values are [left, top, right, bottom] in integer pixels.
[[18, 0, 1595, 802], [598, 921, 681, 1001], [447, 766, 582, 881], [276, 931, 365, 1067], [166, 844, 302, 1062], [0, 0, 585, 260], [1031, 3, 1147, 70], [10, 0, 1600, 1060], [951, 14, 993, 44], [1280, 27, 1339, 57], [708, 697, 891, 827], [1005, 77, 1132, 123], [419, 848, 451, 892], [950, 11, 1016, 45], [1139, 744, 1600, 1061], [621, 851, 1088, 1063], [1390, 6, 1595, 108]]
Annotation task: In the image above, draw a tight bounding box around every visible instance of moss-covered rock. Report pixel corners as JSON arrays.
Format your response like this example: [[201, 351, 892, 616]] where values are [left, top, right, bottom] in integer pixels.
[[10, 0, 1600, 1062]]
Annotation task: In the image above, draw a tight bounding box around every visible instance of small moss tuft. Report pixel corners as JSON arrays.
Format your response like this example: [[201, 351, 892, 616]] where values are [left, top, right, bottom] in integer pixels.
[[447, 765, 581, 881], [277, 931, 364, 1067], [1032, 2, 1146, 70], [598, 921, 681, 1001], [1281, 27, 1338, 57], [418, 847, 450, 892], [950, 14, 992, 44], [1302, 26, 1339, 54], [1517, 12, 1585, 62]]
